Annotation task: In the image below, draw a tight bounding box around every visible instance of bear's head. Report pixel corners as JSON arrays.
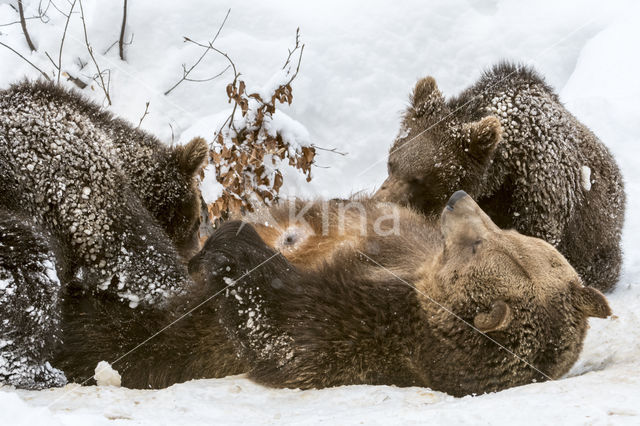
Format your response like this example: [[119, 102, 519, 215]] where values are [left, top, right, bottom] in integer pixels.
[[417, 190, 610, 396], [375, 77, 502, 215], [151, 137, 209, 261]]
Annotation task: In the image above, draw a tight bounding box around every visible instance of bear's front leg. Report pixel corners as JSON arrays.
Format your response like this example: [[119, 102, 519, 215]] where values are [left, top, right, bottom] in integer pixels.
[[189, 221, 299, 366], [0, 211, 67, 389]]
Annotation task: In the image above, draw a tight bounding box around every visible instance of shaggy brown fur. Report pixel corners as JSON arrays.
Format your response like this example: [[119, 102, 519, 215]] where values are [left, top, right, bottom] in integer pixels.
[[0, 81, 208, 388], [189, 192, 610, 396], [52, 281, 246, 389], [375, 63, 625, 293]]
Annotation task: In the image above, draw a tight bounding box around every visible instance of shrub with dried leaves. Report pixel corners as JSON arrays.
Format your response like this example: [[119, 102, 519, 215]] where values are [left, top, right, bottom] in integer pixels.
[[206, 30, 315, 220]]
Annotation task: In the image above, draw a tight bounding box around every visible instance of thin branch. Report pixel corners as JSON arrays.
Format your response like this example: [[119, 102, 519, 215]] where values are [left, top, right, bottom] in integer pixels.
[[78, 0, 111, 105], [311, 144, 348, 156], [183, 64, 230, 82], [104, 33, 133, 55], [164, 8, 230, 95], [284, 45, 304, 86], [279, 27, 305, 87], [44, 51, 58, 69], [282, 27, 301, 70], [76, 56, 87, 69], [57, 0, 77, 84], [1, 1, 50, 27], [168, 123, 175, 145], [118, 0, 127, 60], [18, 0, 37, 51], [0, 41, 51, 80], [37, 0, 52, 23], [49, 0, 71, 18], [136, 101, 150, 129]]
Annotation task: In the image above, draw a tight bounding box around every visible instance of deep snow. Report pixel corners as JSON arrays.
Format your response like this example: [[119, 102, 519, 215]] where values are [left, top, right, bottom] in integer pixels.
[[1, 0, 639, 424]]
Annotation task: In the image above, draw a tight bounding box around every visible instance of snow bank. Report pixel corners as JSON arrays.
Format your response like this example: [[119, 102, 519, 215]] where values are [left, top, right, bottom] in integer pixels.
[[1, 0, 639, 424]]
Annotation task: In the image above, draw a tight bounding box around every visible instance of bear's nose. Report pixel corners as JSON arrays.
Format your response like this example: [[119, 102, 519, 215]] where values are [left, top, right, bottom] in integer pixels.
[[446, 190, 468, 211]]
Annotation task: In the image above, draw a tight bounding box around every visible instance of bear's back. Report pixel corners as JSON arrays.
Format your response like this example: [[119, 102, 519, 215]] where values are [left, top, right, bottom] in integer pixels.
[[0, 82, 132, 259], [447, 63, 621, 222]]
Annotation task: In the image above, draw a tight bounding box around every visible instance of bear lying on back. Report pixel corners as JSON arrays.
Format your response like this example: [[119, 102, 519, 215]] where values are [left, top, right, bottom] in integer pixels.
[[190, 192, 611, 396], [375, 63, 625, 293]]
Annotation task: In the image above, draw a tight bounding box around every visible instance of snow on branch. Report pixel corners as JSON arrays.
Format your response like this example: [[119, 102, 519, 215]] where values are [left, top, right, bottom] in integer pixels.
[[203, 29, 315, 220]]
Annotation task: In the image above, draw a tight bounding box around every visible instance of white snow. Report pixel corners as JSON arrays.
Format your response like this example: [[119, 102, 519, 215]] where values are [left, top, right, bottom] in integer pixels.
[[93, 361, 121, 388], [0, 278, 12, 291], [199, 164, 224, 204], [581, 165, 592, 191], [1, 0, 640, 424]]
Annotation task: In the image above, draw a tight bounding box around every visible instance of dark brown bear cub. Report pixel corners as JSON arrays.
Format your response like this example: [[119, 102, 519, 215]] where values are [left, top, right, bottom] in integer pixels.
[[375, 62, 625, 293], [0, 81, 208, 389], [190, 192, 611, 396]]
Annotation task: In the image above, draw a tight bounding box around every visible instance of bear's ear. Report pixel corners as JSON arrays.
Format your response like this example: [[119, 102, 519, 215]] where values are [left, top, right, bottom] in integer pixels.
[[177, 137, 209, 176], [474, 300, 512, 333], [467, 116, 502, 158], [411, 76, 445, 117], [572, 284, 611, 318]]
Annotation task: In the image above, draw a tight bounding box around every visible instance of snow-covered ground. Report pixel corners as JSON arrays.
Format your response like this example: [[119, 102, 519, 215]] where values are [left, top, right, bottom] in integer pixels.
[[1, 0, 640, 424]]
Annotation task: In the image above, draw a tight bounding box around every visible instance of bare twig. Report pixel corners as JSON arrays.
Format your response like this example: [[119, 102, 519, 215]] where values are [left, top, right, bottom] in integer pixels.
[[49, 0, 71, 18], [0, 0, 50, 27], [118, 0, 128, 60], [282, 27, 301, 70], [18, 0, 37, 51], [284, 45, 304, 85], [44, 51, 58, 69], [76, 56, 87, 70], [0, 41, 51, 80], [78, 0, 111, 105], [136, 101, 150, 129], [311, 144, 348, 156], [182, 36, 240, 136], [164, 8, 231, 95], [57, 0, 77, 84], [104, 33, 133, 55], [168, 123, 175, 145], [183, 64, 230, 82], [279, 27, 305, 86], [37, 0, 52, 23]]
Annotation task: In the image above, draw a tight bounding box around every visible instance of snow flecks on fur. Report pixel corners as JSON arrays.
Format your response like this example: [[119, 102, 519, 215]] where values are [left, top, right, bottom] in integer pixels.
[[581, 165, 592, 191], [0, 83, 191, 307], [0, 222, 66, 389], [224, 274, 294, 367], [477, 67, 623, 251], [486, 84, 579, 245]]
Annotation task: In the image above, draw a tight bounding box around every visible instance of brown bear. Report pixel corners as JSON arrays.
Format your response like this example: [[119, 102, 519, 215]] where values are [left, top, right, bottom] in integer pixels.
[[189, 191, 611, 397], [374, 62, 625, 293], [0, 81, 210, 388]]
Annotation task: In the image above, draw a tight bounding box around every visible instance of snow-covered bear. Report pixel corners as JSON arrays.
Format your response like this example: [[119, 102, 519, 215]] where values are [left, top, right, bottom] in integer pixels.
[[374, 62, 625, 293], [189, 191, 611, 396], [0, 81, 208, 388]]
